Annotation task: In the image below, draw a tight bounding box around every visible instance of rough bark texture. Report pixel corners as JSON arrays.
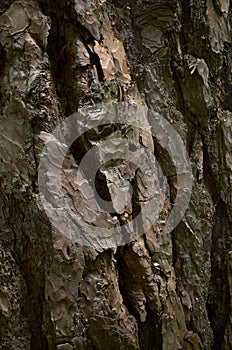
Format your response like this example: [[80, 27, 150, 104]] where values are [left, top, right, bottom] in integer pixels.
[[0, 1, 232, 349]]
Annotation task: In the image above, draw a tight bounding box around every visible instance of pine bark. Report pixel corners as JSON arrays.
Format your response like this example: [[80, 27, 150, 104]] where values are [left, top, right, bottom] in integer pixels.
[[0, 1, 232, 349]]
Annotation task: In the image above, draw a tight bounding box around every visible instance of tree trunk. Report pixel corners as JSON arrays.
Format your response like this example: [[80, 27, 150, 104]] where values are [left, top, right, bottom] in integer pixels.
[[0, 1, 231, 349]]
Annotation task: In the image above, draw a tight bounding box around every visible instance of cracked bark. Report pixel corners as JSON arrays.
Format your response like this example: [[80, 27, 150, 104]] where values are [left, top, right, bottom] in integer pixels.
[[0, 0, 232, 349]]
